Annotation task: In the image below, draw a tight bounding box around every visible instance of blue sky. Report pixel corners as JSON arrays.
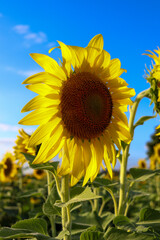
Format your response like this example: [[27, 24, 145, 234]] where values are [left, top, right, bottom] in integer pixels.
[[0, 0, 160, 168]]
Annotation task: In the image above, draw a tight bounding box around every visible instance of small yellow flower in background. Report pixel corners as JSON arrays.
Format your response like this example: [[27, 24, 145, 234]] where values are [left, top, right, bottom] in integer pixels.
[[149, 154, 158, 170], [33, 169, 46, 180], [0, 152, 17, 182], [30, 197, 41, 205], [19, 34, 135, 186], [13, 129, 36, 165], [138, 159, 147, 169], [144, 48, 160, 113], [153, 143, 160, 163]]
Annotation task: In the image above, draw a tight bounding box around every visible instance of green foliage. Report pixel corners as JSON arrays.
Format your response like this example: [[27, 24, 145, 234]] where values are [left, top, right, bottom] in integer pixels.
[[80, 226, 104, 240], [130, 168, 160, 181], [55, 187, 101, 208], [23, 153, 59, 174], [43, 186, 61, 217], [12, 218, 48, 235], [0, 218, 55, 240], [134, 115, 156, 129], [104, 227, 155, 240]]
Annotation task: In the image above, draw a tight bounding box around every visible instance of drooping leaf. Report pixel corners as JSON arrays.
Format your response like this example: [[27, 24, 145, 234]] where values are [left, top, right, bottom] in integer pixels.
[[43, 185, 61, 217], [130, 168, 160, 181], [12, 218, 48, 235], [0, 227, 54, 240], [23, 153, 59, 174], [134, 115, 156, 129], [55, 187, 101, 208], [105, 227, 155, 240], [80, 226, 104, 240]]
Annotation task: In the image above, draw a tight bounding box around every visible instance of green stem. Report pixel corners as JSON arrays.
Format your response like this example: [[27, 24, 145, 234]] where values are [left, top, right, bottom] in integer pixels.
[[105, 187, 118, 216], [118, 89, 151, 215], [46, 171, 56, 237], [93, 188, 99, 212], [61, 175, 71, 240]]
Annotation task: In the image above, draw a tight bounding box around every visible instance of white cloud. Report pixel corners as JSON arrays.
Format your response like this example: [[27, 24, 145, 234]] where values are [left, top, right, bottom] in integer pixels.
[[0, 123, 35, 134], [0, 123, 19, 132], [13, 24, 30, 34], [13, 24, 47, 45], [47, 42, 56, 48], [5, 66, 42, 78], [17, 69, 41, 77], [0, 138, 15, 159], [24, 32, 47, 44]]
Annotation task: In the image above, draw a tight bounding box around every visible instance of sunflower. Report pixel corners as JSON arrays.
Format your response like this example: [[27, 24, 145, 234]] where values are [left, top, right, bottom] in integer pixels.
[[0, 152, 17, 182], [13, 129, 36, 165], [149, 154, 158, 170], [33, 169, 46, 180], [144, 48, 160, 113], [153, 143, 160, 164], [19, 34, 135, 186], [138, 159, 147, 169]]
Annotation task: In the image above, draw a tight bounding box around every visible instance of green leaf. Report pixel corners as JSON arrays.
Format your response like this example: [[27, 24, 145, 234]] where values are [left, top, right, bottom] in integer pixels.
[[137, 208, 160, 234], [113, 216, 130, 227], [55, 187, 101, 208], [17, 189, 43, 198], [72, 212, 100, 227], [130, 168, 160, 181], [105, 227, 155, 240], [12, 218, 48, 235], [23, 153, 59, 174], [80, 226, 104, 240], [134, 115, 156, 129], [101, 212, 115, 230], [55, 230, 70, 239], [43, 186, 61, 217], [139, 208, 160, 221], [0, 227, 55, 240]]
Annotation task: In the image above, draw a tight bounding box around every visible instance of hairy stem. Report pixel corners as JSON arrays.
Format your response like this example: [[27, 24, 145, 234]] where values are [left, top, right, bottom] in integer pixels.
[[46, 171, 56, 237], [118, 89, 151, 215], [61, 175, 71, 240]]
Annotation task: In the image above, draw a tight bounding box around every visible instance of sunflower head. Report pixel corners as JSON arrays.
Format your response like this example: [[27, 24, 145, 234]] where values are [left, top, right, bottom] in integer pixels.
[[33, 169, 46, 180], [144, 48, 160, 113], [19, 34, 135, 186], [150, 154, 158, 170], [0, 152, 17, 182], [13, 129, 36, 165], [138, 159, 147, 169], [153, 143, 160, 164]]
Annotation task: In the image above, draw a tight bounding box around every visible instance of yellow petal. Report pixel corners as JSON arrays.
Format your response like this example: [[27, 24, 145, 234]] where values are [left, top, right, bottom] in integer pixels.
[[29, 117, 61, 147], [33, 124, 64, 163], [19, 108, 58, 125], [57, 41, 72, 77], [87, 34, 104, 51], [23, 72, 63, 87], [30, 53, 66, 80], [21, 96, 59, 112], [26, 83, 60, 96]]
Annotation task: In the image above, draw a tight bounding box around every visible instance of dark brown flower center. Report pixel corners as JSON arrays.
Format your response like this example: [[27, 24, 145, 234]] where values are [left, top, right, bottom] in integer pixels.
[[4, 158, 12, 176], [141, 162, 146, 169], [36, 169, 44, 175], [60, 72, 113, 139]]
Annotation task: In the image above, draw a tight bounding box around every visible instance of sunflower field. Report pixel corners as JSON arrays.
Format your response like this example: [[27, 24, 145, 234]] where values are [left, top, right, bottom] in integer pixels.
[[1, 34, 160, 240]]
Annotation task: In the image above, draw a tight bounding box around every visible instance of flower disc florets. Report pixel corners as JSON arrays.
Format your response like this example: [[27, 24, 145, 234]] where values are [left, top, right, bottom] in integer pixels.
[[60, 72, 113, 139]]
